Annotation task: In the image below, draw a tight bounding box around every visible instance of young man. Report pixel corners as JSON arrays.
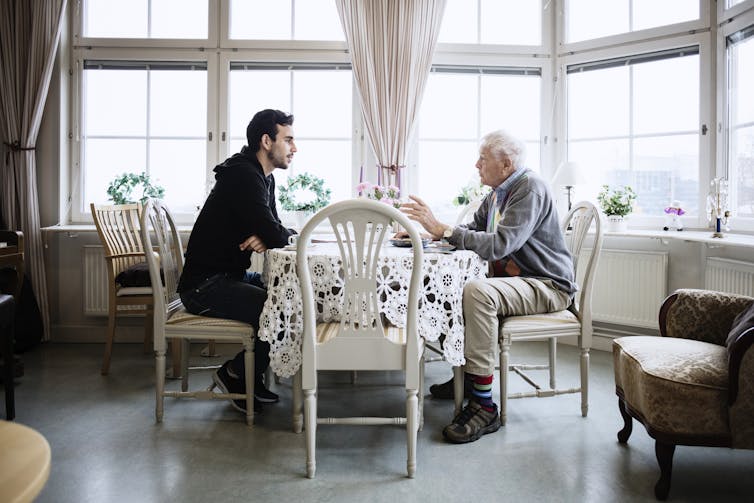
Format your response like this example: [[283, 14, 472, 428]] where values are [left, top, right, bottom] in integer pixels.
[[177, 109, 297, 413], [401, 129, 576, 443]]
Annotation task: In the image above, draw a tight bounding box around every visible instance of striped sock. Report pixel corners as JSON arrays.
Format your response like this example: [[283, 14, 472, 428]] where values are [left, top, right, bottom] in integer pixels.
[[470, 374, 496, 411]]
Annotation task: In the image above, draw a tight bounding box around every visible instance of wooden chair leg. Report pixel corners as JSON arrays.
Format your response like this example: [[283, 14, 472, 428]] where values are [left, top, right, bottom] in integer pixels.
[[170, 338, 182, 379], [101, 299, 117, 375], [580, 347, 589, 417], [292, 370, 303, 433], [155, 350, 166, 422], [499, 340, 510, 426], [406, 388, 418, 478], [617, 397, 633, 443], [654, 441, 676, 500], [143, 307, 153, 354], [452, 366, 463, 415], [304, 388, 317, 478]]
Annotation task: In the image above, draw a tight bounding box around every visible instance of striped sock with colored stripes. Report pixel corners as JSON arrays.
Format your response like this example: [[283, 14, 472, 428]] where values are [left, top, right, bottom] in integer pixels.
[[470, 374, 496, 411]]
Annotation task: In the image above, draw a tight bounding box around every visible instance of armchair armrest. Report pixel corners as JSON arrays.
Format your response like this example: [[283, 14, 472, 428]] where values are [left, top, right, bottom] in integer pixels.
[[659, 289, 754, 346], [729, 326, 754, 406]]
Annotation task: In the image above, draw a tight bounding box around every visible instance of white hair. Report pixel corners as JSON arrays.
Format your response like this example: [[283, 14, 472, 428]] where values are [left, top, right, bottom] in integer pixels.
[[480, 130, 527, 169]]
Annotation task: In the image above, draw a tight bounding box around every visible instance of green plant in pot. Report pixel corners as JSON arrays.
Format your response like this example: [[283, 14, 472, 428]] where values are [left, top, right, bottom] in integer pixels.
[[597, 184, 637, 231], [107, 172, 165, 205], [278, 172, 331, 227]]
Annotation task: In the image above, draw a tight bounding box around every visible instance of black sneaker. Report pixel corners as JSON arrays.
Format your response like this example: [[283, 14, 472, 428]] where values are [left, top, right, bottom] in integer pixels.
[[255, 375, 279, 403], [442, 400, 501, 444], [429, 375, 473, 400], [212, 362, 261, 413]]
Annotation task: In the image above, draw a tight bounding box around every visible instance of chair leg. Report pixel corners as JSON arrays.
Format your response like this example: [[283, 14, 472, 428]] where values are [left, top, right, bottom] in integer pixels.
[[170, 339, 182, 380], [304, 388, 317, 478], [406, 387, 418, 478], [452, 366, 463, 415], [548, 337, 557, 389], [418, 361, 425, 431], [617, 397, 633, 443], [243, 339, 254, 427], [180, 339, 190, 392], [101, 301, 117, 375], [143, 308, 154, 354], [654, 441, 676, 500], [155, 350, 166, 422], [292, 370, 303, 433], [580, 347, 590, 417], [499, 340, 510, 426]]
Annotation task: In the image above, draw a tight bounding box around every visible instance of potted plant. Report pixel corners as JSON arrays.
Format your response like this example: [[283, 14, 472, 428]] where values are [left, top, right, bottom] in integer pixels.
[[107, 172, 165, 205], [278, 172, 331, 227], [597, 184, 637, 232]]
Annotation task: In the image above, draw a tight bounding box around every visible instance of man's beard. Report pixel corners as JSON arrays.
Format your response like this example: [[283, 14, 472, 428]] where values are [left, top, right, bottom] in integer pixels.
[[267, 150, 289, 170]]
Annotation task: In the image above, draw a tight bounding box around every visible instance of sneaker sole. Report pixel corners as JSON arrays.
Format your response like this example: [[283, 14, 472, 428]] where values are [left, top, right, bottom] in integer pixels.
[[212, 372, 256, 414], [255, 393, 279, 403], [442, 419, 501, 444]]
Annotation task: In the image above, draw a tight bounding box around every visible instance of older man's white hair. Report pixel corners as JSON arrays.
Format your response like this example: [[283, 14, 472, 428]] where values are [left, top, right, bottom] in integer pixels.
[[480, 130, 527, 169]]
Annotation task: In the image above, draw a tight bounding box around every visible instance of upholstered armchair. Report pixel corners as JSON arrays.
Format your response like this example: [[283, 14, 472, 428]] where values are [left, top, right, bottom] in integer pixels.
[[613, 288, 754, 500]]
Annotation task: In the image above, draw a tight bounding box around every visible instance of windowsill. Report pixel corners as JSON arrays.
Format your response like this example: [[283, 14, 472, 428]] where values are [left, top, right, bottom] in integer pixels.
[[601, 228, 754, 249]]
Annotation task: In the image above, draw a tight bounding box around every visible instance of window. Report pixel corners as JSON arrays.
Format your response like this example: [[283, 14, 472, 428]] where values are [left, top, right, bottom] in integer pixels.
[[228, 0, 343, 41], [83, 0, 208, 39], [566, 0, 699, 43], [566, 48, 700, 217], [82, 61, 208, 214], [439, 0, 542, 45], [726, 25, 754, 218], [415, 67, 542, 220], [227, 64, 353, 202]]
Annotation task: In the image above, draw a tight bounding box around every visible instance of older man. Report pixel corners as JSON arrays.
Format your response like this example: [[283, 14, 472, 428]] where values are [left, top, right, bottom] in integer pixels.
[[401, 129, 576, 443]]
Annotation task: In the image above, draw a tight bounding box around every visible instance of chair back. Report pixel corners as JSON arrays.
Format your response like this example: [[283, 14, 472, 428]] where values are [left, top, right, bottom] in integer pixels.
[[455, 198, 483, 225], [139, 199, 184, 330], [296, 199, 424, 384], [562, 201, 603, 332], [90, 203, 148, 283]]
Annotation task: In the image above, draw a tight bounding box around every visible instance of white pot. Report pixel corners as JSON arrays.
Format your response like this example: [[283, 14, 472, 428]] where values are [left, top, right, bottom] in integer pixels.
[[606, 215, 628, 233], [292, 210, 312, 229]]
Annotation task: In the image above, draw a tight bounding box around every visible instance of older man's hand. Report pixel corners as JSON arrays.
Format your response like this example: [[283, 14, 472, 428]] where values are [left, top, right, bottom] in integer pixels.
[[400, 195, 448, 240]]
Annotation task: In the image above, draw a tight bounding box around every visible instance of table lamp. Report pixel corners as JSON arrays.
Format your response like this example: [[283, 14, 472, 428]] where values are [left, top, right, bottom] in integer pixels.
[[551, 161, 585, 213]]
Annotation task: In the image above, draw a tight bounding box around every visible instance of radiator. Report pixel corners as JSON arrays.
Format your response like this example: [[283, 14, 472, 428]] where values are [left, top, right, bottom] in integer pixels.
[[580, 249, 668, 329], [704, 257, 754, 297]]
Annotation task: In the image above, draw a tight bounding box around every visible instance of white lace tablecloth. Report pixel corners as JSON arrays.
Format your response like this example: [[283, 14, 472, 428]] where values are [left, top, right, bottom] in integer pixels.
[[258, 243, 486, 377]]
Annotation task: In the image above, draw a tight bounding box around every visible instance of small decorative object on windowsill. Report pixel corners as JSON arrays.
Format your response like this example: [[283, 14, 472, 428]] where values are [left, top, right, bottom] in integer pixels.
[[663, 200, 685, 231], [707, 177, 731, 238], [356, 181, 403, 232], [279, 172, 331, 228], [597, 184, 637, 233], [106, 172, 165, 205], [452, 178, 490, 207]]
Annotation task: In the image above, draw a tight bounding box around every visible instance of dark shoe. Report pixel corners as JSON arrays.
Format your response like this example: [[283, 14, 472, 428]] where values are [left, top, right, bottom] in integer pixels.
[[429, 375, 472, 400], [213, 362, 261, 413], [255, 375, 279, 403], [442, 400, 501, 444]]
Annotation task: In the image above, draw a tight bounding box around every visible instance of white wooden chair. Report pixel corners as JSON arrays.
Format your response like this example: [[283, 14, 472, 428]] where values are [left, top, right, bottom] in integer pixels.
[[295, 199, 425, 478], [496, 201, 604, 425], [140, 199, 256, 426], [90, 203, 153, 375]]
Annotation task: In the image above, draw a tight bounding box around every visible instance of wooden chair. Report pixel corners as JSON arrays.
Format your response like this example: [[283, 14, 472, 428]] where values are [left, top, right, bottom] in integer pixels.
[[90, 203, 154, 375], [295, 199, 425, 478], [140, 199, 256, 426]]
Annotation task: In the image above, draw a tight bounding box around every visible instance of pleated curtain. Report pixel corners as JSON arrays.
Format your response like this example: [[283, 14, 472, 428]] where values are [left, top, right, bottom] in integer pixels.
[[335, 0, 446, 192], [0, 0, 67, 341]]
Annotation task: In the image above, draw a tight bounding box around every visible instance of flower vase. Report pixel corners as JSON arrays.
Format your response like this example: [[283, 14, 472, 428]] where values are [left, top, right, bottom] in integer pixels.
[[606, 215, 627, 233], [293, 210, 312, 230]]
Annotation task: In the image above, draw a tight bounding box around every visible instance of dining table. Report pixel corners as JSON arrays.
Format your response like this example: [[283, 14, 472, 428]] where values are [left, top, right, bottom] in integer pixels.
[[258, 239, 487, 378]]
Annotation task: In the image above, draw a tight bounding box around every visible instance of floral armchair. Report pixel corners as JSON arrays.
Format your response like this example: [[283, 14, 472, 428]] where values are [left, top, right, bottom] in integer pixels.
[[613, 288, 754, 500]]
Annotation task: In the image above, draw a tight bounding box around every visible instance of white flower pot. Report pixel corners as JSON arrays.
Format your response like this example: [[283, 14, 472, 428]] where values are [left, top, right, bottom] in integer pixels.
[[292, 210, 312, 229], [606, 215, 628, 233]]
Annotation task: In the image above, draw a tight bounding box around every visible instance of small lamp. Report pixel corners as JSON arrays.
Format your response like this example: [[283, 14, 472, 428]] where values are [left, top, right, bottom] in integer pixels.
[[551, 161, 585, 213]]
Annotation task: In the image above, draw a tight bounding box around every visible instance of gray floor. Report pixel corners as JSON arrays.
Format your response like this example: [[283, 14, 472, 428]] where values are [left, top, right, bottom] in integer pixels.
[[6, 341, 754, 503]]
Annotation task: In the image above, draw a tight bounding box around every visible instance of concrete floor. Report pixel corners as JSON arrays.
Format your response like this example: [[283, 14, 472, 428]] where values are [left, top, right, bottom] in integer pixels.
[[5, 341, 754, 502]]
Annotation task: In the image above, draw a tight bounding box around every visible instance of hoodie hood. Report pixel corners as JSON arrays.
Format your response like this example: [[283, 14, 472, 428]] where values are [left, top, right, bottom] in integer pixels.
[[213, 145, 261, 180]]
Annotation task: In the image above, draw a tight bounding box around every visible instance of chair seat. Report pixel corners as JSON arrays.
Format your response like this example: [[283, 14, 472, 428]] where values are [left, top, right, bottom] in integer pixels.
[[613, 336, 729, 438], [166, 308, 252, 329], [316, 322, 406, 344], [501, 310, 580, 337], [115, 286, 152, 296]]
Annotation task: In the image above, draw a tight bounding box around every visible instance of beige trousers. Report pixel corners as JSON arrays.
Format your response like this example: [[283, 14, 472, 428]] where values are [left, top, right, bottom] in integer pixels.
[[462, 277, 572, 376]]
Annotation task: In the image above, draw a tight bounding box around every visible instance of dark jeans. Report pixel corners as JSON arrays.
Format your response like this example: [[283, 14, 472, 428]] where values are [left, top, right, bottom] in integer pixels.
[[179, 271, 269, 380]]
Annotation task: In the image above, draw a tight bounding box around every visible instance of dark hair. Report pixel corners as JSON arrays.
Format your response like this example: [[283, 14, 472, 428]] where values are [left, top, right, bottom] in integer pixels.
[[246, 109, 294, 153]]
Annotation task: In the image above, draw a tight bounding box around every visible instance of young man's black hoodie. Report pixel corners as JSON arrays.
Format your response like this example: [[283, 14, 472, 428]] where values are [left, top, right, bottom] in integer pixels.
[[177, 146, 295, 292]]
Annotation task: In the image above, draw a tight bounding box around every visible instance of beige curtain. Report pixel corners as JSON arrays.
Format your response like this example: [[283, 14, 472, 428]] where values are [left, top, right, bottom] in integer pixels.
[[0, 0, 67, 341], [335, 0, 446, 191]]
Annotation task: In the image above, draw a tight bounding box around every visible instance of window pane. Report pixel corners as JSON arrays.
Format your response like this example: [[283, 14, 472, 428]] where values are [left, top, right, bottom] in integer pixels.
[[729, 34, 754, 218], [438, 0, 478, 44], [633, 0, 698, 32], [480, 74, 540, 141], [417, 140, 479, 221], [84, 69, 146, 135], [285, 140, 352, 203], [150, 139, 206, 212], [633, 55, 699, 134], [568, 66, 629, 138], [84, 0, 207, 38], [292, 71, 352, 137], [229, 0, 290, 39], [567, 138, 630, 207], [480, 0, 540, 45], [229, 70, 291, 144], [421, 74, 477, 138], [730, 35, 754, 125], [731, 126, 754, 217], [150, 70, 207, 136], [84, 138, 147, 205], [294, 0, 344, 41]]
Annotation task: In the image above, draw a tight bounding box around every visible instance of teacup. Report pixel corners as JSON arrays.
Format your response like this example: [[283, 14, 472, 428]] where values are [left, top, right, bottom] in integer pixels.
[[288, 234, 299, 247]]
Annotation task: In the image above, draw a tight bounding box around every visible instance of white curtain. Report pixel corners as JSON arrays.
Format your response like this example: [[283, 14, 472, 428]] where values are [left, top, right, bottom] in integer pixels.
[[0, 0, 67, 341], [335, 0, 446, 191]]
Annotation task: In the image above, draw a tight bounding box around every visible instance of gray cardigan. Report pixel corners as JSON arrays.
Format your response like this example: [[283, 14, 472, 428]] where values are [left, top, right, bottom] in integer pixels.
[[447, 169, 577, 296]]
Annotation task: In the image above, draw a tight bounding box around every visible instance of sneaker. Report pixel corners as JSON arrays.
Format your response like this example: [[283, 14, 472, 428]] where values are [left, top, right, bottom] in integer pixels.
[[429, 375, 473, 400], [442, 400, 501, 444], [255, 376, 279, 403], [212, 362, 261, 413]]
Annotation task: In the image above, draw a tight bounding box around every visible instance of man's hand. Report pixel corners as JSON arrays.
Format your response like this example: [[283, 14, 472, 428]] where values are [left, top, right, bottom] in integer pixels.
[[400, 195, 448, 240], [239, 235, 267, 253]]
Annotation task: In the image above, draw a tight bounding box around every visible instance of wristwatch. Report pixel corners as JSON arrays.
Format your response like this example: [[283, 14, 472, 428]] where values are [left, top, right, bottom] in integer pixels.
[[442, 226, 453, 241]]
